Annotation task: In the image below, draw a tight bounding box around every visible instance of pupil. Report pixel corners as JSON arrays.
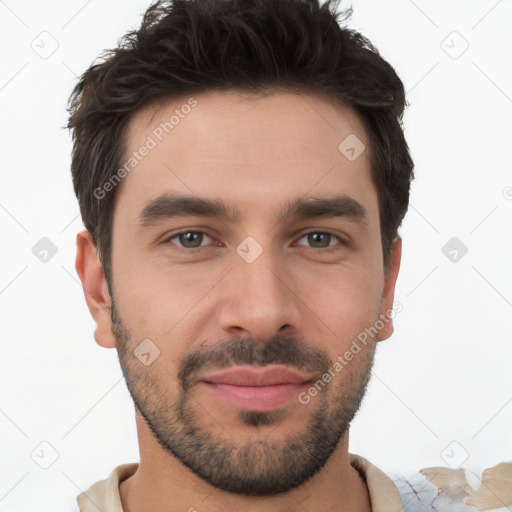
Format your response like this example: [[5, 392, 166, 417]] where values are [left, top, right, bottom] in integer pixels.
[[182, 232, 201, 247], [310, 233, 329, 247]]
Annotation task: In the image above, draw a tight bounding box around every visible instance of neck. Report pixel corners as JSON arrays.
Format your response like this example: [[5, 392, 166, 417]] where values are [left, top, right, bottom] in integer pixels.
[[120, 412, 372, 512]]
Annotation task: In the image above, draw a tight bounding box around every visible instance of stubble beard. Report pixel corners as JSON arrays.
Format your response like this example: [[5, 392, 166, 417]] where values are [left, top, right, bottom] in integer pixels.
[[111, 299, 376, 496]]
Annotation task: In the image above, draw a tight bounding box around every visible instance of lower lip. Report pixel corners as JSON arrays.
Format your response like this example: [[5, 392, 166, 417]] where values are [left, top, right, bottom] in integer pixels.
[[198, 382, 310, 412]]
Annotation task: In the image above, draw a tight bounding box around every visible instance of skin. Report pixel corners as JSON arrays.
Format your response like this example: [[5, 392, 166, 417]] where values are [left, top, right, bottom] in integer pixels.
[[75, 89, 402, 512]]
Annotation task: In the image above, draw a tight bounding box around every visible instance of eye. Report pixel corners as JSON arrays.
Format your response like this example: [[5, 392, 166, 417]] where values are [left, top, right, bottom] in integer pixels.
[[295, 231, 345, 250], [165, 230, 215, 249], [164, 230, 346, 252]]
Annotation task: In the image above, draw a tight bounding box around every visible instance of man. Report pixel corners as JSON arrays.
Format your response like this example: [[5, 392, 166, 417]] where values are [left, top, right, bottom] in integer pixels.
[[68, 0, 512, 511]]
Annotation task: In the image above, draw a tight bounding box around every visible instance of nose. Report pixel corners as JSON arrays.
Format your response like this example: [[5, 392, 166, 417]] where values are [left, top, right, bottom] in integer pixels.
[[218, 240, 301, 342]]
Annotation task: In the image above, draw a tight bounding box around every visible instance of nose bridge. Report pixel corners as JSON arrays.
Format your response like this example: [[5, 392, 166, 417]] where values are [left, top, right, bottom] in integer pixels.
[[220, 235, 298, 339], [240, 240, 283, 297]]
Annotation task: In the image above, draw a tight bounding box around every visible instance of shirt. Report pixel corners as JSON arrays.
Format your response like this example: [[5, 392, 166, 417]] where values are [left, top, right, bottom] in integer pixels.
[[76, 454, 512, 512]]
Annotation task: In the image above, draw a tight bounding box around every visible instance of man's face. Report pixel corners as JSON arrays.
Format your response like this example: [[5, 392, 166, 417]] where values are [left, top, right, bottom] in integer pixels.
[[102, 90, 399, 495]]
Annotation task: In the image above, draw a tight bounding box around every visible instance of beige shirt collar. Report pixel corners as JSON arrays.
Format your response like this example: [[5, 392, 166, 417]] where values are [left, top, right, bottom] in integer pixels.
[[77, 453, 403, 512]]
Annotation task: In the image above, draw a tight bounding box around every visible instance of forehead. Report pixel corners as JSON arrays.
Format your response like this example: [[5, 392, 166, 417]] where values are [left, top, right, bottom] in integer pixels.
[[115, 89, 378, 224], [128, 89, 367, 160]]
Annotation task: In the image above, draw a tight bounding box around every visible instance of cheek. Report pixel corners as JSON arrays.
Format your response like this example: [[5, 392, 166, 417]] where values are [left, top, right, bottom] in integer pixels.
[[307, 265, 383, 343], [112, 260, 219, 353]]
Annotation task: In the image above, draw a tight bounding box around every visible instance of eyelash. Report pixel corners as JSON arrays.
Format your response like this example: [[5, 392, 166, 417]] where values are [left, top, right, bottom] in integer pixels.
[[163, 230, 347, 253]]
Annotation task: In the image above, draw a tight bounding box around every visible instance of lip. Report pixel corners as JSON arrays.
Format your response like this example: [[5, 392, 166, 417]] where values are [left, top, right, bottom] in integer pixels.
[[197, 365, 314, 412], [198, 365, 314, 386]]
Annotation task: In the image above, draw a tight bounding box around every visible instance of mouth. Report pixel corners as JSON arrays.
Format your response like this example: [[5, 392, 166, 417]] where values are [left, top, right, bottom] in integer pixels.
[[197, 365, 314, 412]]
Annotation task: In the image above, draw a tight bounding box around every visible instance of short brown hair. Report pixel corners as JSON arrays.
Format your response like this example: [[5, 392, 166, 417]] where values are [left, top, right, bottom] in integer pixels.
[[67, 0, 414, 289]]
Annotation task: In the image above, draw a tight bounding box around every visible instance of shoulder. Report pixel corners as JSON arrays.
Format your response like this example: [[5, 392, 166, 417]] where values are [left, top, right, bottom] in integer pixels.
[[392, 461, 512, 512], [76, 463, 139, 512]]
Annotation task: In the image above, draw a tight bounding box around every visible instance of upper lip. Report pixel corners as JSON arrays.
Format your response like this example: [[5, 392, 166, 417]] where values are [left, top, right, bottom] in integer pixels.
[[198, 365, 314, 386]]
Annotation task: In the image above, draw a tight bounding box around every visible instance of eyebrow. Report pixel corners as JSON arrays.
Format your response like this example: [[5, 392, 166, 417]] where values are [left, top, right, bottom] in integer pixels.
[[137, 193, 370, 229]]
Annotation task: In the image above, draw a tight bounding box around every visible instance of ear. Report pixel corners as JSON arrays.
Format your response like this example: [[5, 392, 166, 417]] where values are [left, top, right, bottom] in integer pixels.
[[377, 235, 402, 342], [75, 229, 116, 349]]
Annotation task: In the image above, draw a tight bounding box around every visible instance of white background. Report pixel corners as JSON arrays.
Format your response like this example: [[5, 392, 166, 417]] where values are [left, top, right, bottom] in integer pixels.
[[0, 0, 511, 510]]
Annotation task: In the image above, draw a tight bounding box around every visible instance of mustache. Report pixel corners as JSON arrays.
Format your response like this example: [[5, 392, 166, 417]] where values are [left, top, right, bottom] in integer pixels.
[[178, 335, 332, 391]]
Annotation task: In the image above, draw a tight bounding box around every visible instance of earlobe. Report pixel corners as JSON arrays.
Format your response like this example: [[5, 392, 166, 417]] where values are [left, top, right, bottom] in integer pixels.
[[75, 229, 117, 349], [377, 235, 402, 342]]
